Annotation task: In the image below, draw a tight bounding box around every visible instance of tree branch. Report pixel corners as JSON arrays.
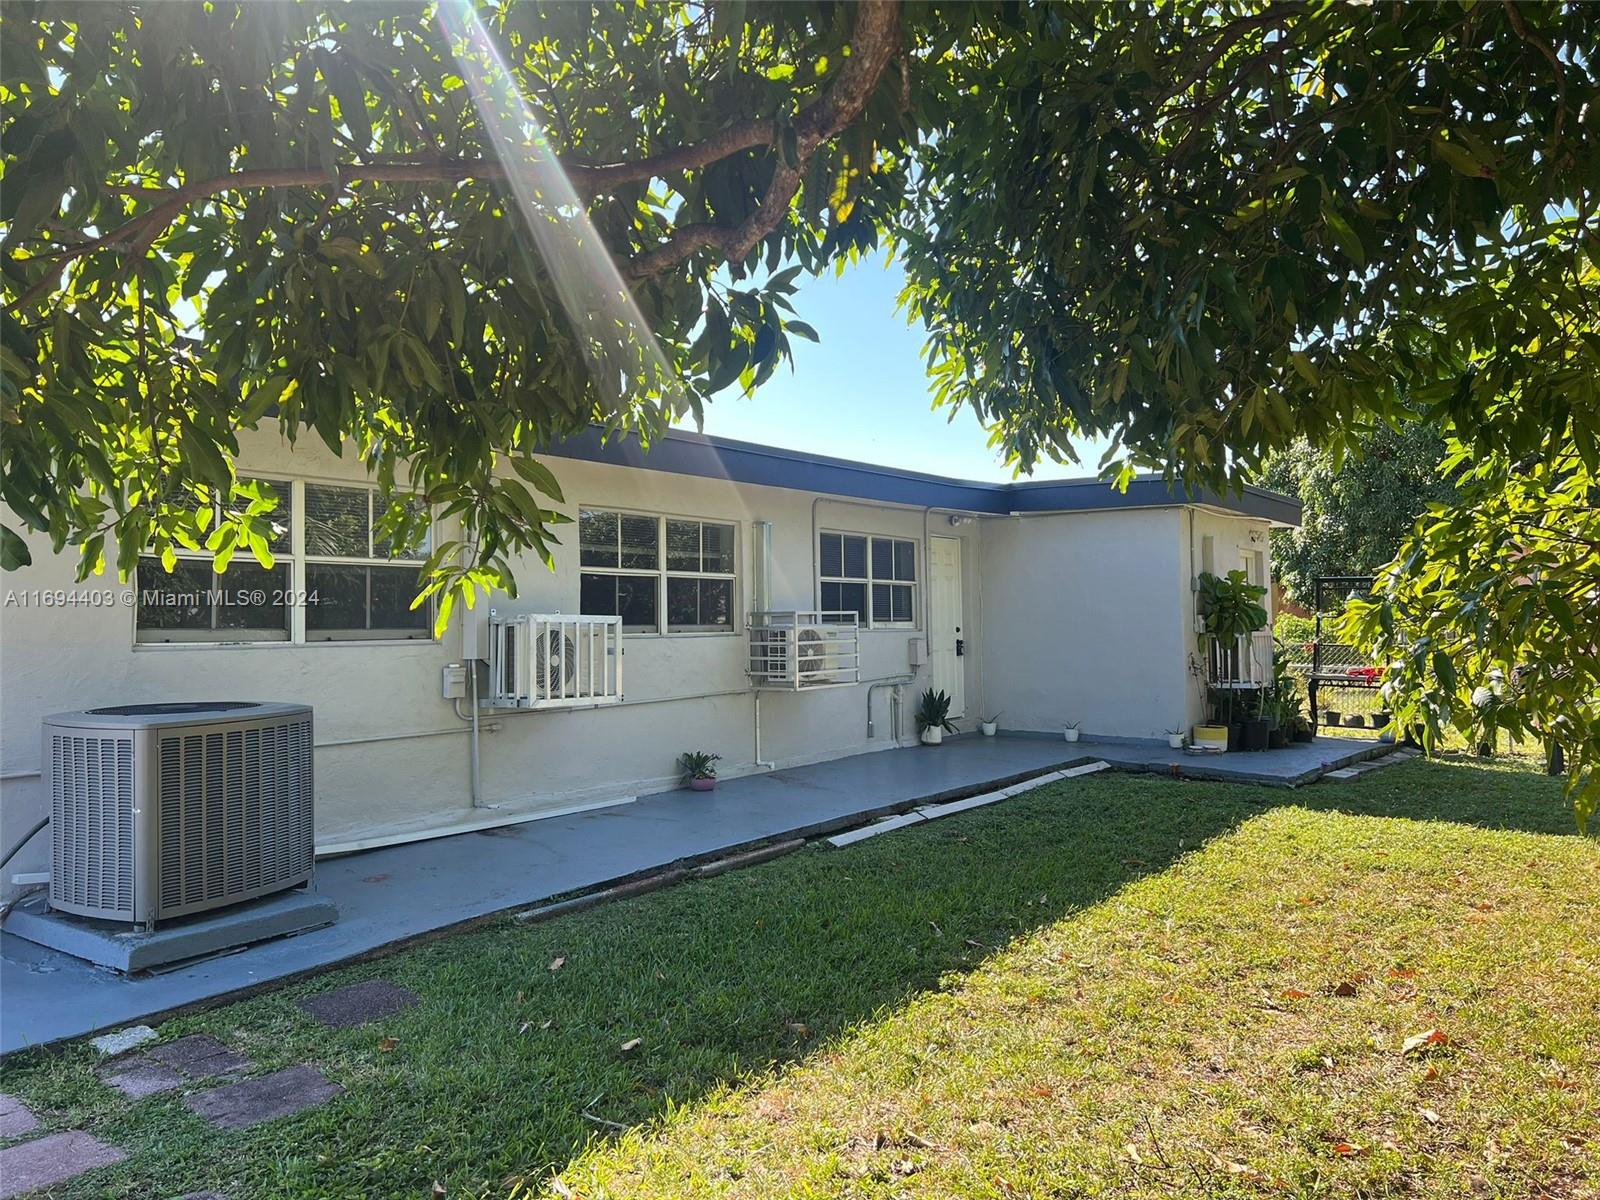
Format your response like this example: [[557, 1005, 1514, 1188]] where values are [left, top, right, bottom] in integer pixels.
[[623, 0, 903, 281], [8, 1, 903, 313]]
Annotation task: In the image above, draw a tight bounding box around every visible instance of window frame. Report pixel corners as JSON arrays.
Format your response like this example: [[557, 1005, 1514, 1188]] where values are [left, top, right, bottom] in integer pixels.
[[817, 530, 919, 630], [302, 482, 433, 643], [133, 477, 435, 649], [577, 506, 739, 635]]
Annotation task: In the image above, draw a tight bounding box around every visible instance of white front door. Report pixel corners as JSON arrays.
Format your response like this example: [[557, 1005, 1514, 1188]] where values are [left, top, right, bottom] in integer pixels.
[[928, 535, 966, 718]]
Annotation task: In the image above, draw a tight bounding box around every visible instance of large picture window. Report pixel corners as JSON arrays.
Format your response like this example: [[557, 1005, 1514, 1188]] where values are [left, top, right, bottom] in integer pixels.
[[819, 532, 916, 628], [135, 480, 432, 645], [579, 508, 736, 632]]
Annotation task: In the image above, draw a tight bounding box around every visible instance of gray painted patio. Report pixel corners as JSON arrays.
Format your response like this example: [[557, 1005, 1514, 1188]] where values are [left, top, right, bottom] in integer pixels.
[[0, 734, 1380, 1055]]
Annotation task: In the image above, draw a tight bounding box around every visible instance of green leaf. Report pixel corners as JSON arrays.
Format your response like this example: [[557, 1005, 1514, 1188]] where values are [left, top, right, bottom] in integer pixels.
[[0, 524, 31, 570]]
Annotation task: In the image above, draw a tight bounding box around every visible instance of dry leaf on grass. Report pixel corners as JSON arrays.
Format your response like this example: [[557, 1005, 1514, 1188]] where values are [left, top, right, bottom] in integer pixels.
[[1403, 1028, 1451, 1055], [378, 1035, 399, 1053], [619, 1037, 642, 1054], [548, 956, 566, 972], [1332, 1142, 1365, 1156], [1282, 988, 1312, 999], [1419, 1107, 1441, 1124]]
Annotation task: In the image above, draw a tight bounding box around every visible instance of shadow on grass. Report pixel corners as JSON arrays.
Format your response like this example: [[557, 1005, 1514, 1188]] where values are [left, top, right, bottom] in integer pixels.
[[1296, 750, 1580, 835], [0, 755, 1582, 1198]]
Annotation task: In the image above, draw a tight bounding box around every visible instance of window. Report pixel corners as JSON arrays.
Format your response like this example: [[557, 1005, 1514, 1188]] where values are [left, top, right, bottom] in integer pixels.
[[819, 532, 916, 627], [134, 479, 433, 645], [304, 484, 431, 640], [579, 508, 736, 632], [136, 480, 293, 643]]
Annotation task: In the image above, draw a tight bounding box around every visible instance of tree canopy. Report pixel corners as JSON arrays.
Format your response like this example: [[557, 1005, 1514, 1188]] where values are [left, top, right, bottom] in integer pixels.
[[1261, 425, 1457, 608], [2, 0, 913, 622]]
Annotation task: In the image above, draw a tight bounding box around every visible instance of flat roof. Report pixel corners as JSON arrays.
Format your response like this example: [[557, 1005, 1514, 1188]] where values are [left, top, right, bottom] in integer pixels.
[[541, 427, 1301, 526]]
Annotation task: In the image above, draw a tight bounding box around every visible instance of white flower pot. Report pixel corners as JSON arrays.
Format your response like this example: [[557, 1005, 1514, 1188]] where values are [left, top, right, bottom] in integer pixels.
[[980, 721, 998, 737], [1167, 734, 1185, 750], [1063, 727, 1080, 743], [920, 727, 943, 746]]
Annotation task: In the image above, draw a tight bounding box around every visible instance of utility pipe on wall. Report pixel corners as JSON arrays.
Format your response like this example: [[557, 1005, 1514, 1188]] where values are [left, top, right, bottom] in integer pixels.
[[867, 675, 916, 741], [467, 656, 483, 807]]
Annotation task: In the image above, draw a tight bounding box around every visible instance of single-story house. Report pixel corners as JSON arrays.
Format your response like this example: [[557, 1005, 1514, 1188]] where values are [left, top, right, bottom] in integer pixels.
[[0, 427, 1299, 890]]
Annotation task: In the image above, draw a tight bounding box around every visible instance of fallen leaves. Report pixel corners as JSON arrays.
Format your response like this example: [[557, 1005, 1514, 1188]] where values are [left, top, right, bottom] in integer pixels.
[[619, 1037, 642, 1054], [1418, 1107, 1441, 1125], [1281, 988, 1312, 1000], [1332, 1141, 1365, 1157], [377, 1035, 399, 1053], [1402, 1028, 1451, 1055], [548, 956, 567, 972]]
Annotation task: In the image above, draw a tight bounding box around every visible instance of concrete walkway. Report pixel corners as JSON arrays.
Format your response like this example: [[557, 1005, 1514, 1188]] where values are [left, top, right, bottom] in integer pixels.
[[0, 734, 1380, 1054]]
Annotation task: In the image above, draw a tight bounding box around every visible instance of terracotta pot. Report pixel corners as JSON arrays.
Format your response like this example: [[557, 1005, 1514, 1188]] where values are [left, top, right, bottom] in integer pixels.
[[688, 777, 716, 791]]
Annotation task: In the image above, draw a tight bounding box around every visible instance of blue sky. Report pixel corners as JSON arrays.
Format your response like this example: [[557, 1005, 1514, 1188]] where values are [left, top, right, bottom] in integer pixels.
[[681, 252, 1105, 483]]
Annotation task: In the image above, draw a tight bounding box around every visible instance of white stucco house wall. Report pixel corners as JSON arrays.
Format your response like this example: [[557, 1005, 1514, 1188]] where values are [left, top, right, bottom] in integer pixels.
[[0, 427, 1299, 887]]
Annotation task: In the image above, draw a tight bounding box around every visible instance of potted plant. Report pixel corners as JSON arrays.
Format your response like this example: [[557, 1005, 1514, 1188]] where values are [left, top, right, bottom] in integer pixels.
[[678, 750, 721, 791], [1189, 654, 1229, 751], [916, 689, 958, 746], [1323, 707, 1342, 728], [1197, 571, 1268, 751], [1243, 688, 1272, 752], [980, 713, 1001, 737], [1266, 705, 1288, 750], [1063, 719, 1081, 743], [1165, 727, 1186, 750]]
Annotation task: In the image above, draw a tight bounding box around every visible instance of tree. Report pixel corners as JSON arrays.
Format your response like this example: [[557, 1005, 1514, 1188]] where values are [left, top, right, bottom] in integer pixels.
[[1260, 424, 1457, 608], [1, 0, 912, 625], [894, 2, 1600, 828]]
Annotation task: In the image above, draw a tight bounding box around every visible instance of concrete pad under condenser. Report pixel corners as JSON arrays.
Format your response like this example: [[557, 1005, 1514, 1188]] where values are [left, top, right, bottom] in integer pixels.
[[4, 890, 337, 973]]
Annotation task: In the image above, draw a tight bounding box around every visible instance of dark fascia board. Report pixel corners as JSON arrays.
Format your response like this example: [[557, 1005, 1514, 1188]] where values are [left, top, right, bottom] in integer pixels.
[[540, 427, 1302, 527]]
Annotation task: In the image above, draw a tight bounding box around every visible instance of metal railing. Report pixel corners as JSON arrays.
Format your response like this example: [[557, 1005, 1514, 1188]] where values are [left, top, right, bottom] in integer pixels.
[[487, 612, 623, 709], [747, 611, 861, 690], [1209, 629, 1274, 688]]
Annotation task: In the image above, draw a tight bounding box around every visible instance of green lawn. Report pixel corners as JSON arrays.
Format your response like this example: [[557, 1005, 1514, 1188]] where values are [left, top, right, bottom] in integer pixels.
[[2, 755, 1594, 1199]]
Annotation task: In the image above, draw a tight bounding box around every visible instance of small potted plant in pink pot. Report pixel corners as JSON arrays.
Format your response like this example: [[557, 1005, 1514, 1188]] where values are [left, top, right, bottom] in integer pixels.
[[679, 750, 721, 791]]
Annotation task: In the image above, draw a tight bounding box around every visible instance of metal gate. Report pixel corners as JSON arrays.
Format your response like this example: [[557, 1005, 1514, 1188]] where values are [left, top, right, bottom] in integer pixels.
[[1306, 575, 1386, 734]]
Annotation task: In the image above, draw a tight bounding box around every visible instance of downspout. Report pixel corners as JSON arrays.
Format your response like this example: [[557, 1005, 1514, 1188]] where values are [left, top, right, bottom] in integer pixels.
[[810, 496, 823, 609], [467, 657, 483, 807], [753, 691, 774, 770]]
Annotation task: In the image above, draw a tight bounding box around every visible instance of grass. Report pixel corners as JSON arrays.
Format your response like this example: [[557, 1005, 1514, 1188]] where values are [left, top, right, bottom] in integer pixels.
[[1, 755, 1594, 1199]]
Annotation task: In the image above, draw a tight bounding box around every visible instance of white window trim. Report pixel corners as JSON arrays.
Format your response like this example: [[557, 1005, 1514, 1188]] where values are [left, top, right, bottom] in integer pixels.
[[577, 506, 740, 635], [817, 530, 919, 630], [133, 477, 436, 649]]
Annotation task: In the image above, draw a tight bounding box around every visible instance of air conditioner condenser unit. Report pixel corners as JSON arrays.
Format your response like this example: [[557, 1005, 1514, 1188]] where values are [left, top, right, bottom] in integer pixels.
[[42, 701, 315, 929]]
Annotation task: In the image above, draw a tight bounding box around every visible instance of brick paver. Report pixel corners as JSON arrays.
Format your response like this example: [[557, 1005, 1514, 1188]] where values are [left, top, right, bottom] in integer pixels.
[[183, 1065, 342, 1130], [0, 1131, 126, 1199], [297, 980, 419, 1029]]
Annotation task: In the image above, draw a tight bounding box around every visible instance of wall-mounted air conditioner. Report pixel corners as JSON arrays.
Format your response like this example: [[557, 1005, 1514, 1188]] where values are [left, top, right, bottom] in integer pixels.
[[43, 702, 314, 929], [748, 611, 861, 691], [486, 611, 623, 708]]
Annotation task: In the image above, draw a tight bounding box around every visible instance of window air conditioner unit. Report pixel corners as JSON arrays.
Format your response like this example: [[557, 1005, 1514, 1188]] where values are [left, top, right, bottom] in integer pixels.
[[747, 611, 861, 690], [43, 701, 315, 929], [486, 611, 623, 708]]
